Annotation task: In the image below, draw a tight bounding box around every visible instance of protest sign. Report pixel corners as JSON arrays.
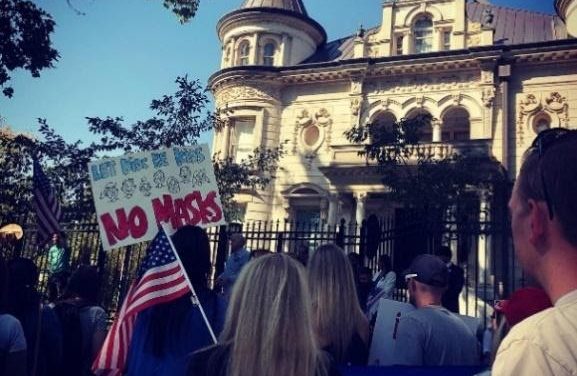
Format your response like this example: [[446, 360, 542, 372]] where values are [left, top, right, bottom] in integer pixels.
[[368, 299, 415, 366], [88, 145, 226, 250]]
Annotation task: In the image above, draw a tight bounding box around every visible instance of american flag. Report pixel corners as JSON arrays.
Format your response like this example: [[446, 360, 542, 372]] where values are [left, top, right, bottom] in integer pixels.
[[92, 229, 191, 376], [33, 158, 62, 246]]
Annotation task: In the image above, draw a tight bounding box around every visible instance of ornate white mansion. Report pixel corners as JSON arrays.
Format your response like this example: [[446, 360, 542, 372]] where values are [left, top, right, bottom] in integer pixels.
[[210, 0, 577, 225]]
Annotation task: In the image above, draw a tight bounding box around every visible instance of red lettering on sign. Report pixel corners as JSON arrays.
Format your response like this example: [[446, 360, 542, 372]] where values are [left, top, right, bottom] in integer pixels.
[[184, 191, 202, 226], [173, 198, 190, 228], [129, 206, 148, 239], [100, 206, 149, 246], [150, 190, 223, 232], [199, 191, 223, 224], [152, 194, 174, 226]]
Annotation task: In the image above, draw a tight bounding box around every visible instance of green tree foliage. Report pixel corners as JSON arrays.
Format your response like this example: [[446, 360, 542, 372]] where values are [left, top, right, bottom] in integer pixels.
[[162, 0, 199, 23], [0, 76, 283, 224], [0, 0, 59, 97], [0, 121, 95, 223], [344, 114, 505, 220]]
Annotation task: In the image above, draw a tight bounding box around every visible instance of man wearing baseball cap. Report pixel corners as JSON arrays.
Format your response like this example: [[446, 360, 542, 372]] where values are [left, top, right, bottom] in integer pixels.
[[392, 254, 480, 366]]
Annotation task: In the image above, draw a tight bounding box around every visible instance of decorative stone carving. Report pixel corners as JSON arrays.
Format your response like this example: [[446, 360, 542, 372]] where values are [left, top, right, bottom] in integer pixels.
[[516, 92, 570, 143], [416, 95, 425, 107], [452, 93, 463, 106], [293, 108, 333, 156], [296, 109, 313, 126], [315, 108, 331, 126], [481, 8, 495, 28], [480, 70, 494, 84], [350, 97, 362, 116], [366, 73, 479, 94], [544, 92, 567, 112], [519, 94, 540, 113], [482, 86, 496, 107], [214, 83, 280, 108], [351, 78, 363, 94]]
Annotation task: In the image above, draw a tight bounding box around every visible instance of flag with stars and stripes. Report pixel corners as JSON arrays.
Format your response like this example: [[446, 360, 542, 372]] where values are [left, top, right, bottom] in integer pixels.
[[92, 229, 192, 376], [33, 158, 62, 246]]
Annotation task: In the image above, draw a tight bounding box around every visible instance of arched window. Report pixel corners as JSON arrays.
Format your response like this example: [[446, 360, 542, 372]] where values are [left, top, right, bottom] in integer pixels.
[[442, 107, 470, 141], [406, 109, 433, 143], [533, 112, 551, 134], [262, 42, 276, 66], [238, 41, 250, 66], [370, 112, 397, 143], [413, 16, 433, 54]]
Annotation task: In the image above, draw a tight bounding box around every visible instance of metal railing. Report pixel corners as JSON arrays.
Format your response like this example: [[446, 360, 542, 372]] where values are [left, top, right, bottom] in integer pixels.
[[1, 212, 525, 326]]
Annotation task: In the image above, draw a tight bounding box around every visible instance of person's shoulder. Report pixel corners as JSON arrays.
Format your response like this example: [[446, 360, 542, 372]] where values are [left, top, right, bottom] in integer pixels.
[[188, 344, 230, 376], [499, 305, 560, 349], [0, 313, 22, 329]]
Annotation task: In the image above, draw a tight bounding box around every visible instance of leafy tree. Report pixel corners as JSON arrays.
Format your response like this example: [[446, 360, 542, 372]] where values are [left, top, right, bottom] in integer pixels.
[[87, 76, 284, 221], [161, 0, 199, 23], [0, 121, 95, 223], [0, 76, 283, 223], [0, 0, 59, 97], [344, 114, 506, 222]]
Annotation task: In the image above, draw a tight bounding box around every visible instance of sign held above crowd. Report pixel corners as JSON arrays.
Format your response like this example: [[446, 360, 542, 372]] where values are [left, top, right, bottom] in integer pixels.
[[89, 145, 226, 250]]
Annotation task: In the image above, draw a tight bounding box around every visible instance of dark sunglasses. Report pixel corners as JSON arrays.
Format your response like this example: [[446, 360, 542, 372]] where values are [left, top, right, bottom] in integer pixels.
[[530, 128, 577, 219]]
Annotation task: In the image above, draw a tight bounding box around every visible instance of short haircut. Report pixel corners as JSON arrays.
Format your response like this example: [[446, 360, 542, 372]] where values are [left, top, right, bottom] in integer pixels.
[[436, 246, 453, 260], [518, 131, 577, 247], [65, 265, 100, 303]]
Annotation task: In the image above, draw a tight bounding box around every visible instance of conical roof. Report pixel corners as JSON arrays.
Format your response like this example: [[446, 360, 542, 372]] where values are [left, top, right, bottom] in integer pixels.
[[240, 0, 308, 16]]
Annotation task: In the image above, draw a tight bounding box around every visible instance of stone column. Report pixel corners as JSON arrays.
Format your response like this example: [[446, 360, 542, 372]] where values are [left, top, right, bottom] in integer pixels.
[[432, 119, 442, 142], [221, 123, 231, 159], [327, 194, 339, 225], [403, 32, 411, 55], [354, 192, 367, 225], [477, 190, 491, 285], [320, 198, 329, 222], [251, 33, 260, 65]]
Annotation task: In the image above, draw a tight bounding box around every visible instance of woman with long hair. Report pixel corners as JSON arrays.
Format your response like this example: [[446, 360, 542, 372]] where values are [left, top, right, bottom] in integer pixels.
[[125, 225, 226, 376], [308, 244, 370, 366], [189, 253, 338, 376], [54, 265, 107, 376]]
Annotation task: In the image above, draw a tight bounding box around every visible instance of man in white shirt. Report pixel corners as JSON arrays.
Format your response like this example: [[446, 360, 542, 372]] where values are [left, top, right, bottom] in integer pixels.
[[493, 128, 577, 376]]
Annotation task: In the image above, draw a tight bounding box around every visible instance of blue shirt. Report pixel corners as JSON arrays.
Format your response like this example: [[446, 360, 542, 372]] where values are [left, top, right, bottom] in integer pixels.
[[47, 245, 69, 274], [219, 248, 250, 297], [125, 289, 226, 376]]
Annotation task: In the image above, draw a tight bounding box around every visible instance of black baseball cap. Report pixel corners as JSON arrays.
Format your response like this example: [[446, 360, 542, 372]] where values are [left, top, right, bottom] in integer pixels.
[[404, 254, 448, 288]]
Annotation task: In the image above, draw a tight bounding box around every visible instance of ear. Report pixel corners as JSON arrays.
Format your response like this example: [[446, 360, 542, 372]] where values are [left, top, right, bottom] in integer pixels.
[[527, 199, 548, 245]]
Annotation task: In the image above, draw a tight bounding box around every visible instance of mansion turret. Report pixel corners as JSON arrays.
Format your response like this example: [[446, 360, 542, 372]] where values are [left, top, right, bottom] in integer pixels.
[[209, 0, 577, 224]]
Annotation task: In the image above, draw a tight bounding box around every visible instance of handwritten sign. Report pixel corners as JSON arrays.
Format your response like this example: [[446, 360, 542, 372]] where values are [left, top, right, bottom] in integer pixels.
[[369, 299, 415, 366], [89, 145, 226, 250]]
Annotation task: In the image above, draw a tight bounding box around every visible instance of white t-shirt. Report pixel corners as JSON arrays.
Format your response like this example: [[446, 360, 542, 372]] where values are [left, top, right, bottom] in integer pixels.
[[493, 289, 577, 376], [0, 313, 27, 353]]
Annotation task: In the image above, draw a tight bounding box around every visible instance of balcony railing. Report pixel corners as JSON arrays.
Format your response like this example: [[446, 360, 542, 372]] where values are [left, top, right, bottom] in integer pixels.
[[330, 139, 493, 165]]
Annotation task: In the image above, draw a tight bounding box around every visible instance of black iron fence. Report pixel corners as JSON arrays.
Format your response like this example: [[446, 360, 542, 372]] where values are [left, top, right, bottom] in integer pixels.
[[1, 213, 525, 326]]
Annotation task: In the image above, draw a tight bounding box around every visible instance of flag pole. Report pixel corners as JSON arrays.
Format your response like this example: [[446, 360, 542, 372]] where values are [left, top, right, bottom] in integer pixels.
[[161, 226, 218, 344]]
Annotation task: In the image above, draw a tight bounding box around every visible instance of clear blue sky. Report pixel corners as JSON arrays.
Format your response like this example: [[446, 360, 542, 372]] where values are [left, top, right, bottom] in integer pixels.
[[0, 0, 555, 145]]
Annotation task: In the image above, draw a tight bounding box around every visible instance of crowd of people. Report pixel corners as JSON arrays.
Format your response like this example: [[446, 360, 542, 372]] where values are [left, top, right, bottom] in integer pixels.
[[1, 128, 577, 376]]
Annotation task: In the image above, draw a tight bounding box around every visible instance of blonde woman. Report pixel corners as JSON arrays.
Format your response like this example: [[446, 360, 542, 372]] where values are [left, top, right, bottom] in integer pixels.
[[308, 244, 370, 366], [188, 253, 339, 376]]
